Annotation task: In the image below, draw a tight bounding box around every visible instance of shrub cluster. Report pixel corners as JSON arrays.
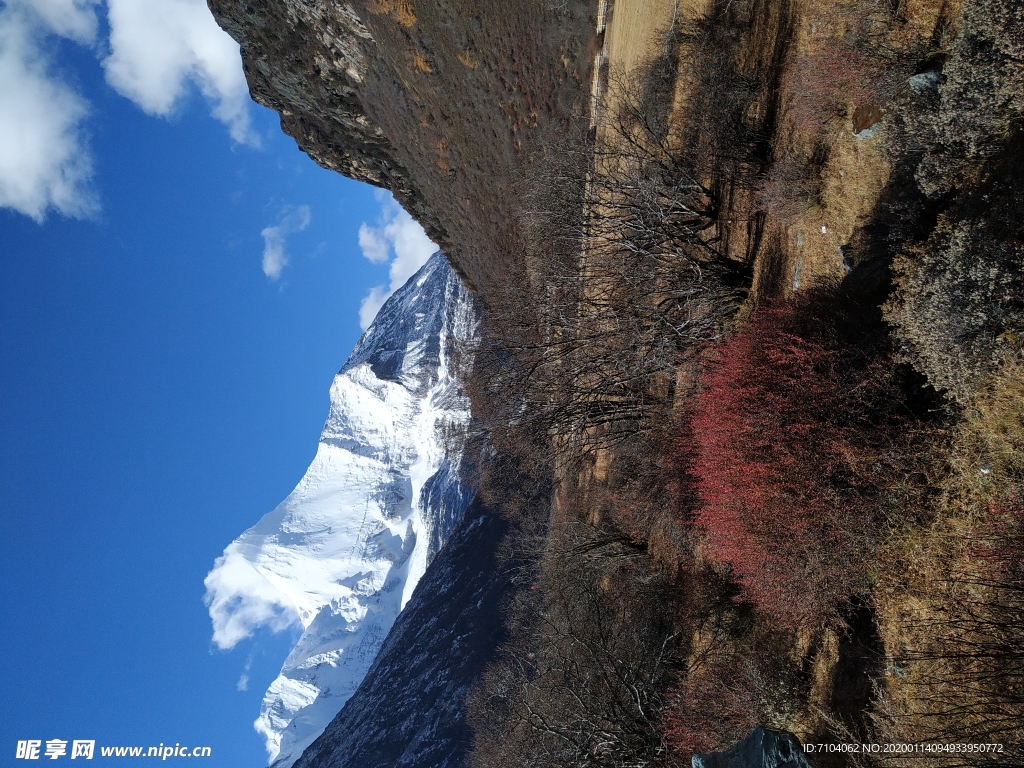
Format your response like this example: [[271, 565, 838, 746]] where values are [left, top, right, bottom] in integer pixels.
[[688, 288, 935, 628], [475, 73, 744, 465], [661, 646, 762, 757], [913, 0, 1024, 200], [885, 133, 1024, 404], [883, 0, 1024, 404], [468, 521, 680, 768], [781, 0, 914, 135]]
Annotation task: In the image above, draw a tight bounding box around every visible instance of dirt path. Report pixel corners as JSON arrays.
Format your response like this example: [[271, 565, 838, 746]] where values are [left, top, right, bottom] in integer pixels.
[[603, 0, 676, 79], [591, 0, 711, 129], [591, 0, 676, 129]]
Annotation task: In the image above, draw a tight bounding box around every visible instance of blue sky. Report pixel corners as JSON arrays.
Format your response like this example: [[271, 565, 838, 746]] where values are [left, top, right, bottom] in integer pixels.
[[0, 1, 435, 764]]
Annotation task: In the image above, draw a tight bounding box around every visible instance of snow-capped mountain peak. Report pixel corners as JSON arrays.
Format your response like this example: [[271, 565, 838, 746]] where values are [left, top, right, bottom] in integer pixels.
[[203, 252, 477, 767]]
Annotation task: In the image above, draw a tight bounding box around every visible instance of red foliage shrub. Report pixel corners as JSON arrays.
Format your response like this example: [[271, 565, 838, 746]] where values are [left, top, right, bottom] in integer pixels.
[[662, 654, 762, 757], [688, 288, 918, 627], [780, 1, 904, 137], [972, 494, 1024, 590]]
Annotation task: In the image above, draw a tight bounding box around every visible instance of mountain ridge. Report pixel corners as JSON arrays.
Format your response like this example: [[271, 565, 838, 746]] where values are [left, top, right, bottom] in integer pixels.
[[204, 251, 478, 768]]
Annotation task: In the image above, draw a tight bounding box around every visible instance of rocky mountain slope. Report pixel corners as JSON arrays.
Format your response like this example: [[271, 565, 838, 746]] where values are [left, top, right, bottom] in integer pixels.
[[292, 499, 511, 768], [204, 252, 478, 768], [207, 0, 594, 298]]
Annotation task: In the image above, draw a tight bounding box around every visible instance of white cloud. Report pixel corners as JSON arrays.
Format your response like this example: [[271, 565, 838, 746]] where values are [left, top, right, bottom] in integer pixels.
[[357, 223, 389, 265], [0, 0, 258, 222], [261, 204, 311, 280], [358, 285, 390, 330], [261, 228, 288, 281], [236, 654, 253, 691], [103, 0, 256, 145], [357, 193, 437, 329], [23, 0, 99, 42], [204, 545, 301, 650], [0, 3, 98, 221]]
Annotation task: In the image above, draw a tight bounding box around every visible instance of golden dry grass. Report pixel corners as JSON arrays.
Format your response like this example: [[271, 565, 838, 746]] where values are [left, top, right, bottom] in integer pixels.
[[594, 0, 679, 135], [872, 353, 1024, 760], [602, 0, 678, 79], [456, 49, 479, 69], [412, 51, 432, 72], [732, 0, 958, 300]]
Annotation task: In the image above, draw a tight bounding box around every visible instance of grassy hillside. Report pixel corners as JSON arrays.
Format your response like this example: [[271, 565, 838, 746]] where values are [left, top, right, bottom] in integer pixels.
[[464, 1, 1024, 765]]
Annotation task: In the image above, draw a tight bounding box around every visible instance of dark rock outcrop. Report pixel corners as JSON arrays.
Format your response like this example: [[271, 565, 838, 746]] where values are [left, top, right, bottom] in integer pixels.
[[692, 728, 815, 768]]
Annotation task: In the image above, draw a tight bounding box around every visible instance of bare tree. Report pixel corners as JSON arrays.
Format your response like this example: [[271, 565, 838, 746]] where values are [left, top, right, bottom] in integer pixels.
[[469, 521, 682, 768]]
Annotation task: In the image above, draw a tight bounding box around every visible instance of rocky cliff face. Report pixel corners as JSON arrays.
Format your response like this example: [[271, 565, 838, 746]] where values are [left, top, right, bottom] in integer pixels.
[[208, 1, 434, 238], [204, 252, 478, 768], [207, 0, 595, 297]]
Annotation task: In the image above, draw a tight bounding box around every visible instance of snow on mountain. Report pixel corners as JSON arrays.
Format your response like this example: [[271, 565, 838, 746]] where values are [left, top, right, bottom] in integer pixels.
[[292, 499, 511, 768], [203, 251, 478, 768]]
